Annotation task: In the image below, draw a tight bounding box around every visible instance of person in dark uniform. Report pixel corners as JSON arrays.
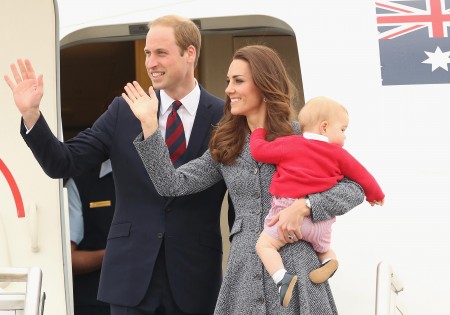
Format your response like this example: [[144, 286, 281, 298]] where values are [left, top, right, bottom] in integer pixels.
[[66, 159, 114, 315]]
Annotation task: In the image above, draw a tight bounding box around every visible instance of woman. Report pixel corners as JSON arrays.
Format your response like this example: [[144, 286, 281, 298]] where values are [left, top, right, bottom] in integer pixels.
[[124, 45, 364, 314]]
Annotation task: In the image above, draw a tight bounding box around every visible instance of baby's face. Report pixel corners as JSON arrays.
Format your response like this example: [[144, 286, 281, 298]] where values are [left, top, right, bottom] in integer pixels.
[[324, 112, 348, 147]]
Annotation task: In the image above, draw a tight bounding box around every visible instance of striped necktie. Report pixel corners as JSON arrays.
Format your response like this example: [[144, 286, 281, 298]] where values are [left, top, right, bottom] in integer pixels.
[[165, 100, 186, 164]]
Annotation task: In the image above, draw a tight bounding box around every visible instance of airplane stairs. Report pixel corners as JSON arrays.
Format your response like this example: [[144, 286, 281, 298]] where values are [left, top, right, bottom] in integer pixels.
[[0, 267, 44, 315]]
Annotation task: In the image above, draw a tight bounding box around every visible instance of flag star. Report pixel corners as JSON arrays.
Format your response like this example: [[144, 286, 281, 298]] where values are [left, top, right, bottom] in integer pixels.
[[422, 46, 450, 72]]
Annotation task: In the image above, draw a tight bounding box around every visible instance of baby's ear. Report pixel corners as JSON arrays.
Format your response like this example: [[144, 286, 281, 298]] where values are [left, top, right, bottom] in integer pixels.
[[319, 121, 328, 135]]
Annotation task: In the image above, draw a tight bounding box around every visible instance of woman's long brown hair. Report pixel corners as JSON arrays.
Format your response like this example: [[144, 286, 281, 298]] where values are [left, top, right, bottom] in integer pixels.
[[210, 45, 296, 165]]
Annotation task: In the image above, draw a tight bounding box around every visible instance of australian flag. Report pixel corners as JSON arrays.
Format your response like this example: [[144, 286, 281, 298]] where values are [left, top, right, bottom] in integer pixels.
[[376, 0, 450, 85]]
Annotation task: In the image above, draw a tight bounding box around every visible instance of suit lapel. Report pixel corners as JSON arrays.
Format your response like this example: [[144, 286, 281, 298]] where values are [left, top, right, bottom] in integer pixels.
[[155, 90, 162, 124]]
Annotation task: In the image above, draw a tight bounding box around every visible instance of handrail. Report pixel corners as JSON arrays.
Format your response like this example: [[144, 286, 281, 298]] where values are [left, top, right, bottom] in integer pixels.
[[0, 267, 28, 282], [375, 261, 405, 315], [27, 202, 40, 253], [0, 267, 43, 315], [24, 267, 42, 315]]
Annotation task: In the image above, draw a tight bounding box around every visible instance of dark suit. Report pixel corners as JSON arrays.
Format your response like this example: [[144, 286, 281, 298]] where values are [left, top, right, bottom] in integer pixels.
[[21, 87, 230, 314]]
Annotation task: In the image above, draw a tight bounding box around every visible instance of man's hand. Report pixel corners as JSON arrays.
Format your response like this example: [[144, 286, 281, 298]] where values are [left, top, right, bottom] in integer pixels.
[[4, 59, 43, 128]]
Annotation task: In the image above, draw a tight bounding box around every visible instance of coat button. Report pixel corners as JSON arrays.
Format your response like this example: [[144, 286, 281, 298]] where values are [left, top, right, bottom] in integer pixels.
[[165, 206, 172, 212], [253, 168, 258, 174], [157, 232, 164, 239]]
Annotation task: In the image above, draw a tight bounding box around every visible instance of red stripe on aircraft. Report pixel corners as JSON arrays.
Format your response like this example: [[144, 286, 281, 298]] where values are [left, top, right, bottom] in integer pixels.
[[0, 159, 25, 218]]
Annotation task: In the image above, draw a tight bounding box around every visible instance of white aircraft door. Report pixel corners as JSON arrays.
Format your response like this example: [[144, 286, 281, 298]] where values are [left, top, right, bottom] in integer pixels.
[[0, 0, 72, 314]]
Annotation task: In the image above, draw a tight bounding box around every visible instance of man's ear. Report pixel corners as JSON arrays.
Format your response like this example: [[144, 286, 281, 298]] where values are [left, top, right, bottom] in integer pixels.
[[186, 45, 196, 62], [319, 121, 328, 135]]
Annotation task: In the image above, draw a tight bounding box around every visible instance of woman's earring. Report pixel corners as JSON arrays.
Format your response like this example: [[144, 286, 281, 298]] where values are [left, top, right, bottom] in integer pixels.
[[263, 97, 267, 102]]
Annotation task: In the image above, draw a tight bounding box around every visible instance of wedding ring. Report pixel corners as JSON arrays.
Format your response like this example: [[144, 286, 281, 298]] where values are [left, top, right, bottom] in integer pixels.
[[288, 234, 294, 240]]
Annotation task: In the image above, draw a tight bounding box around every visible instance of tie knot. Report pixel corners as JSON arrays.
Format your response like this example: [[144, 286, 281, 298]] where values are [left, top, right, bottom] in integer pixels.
[[172, 100, 182, 111]]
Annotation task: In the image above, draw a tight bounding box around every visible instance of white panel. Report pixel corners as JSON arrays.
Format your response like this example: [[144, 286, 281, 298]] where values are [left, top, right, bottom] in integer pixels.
[[0, 0, 70, 314]]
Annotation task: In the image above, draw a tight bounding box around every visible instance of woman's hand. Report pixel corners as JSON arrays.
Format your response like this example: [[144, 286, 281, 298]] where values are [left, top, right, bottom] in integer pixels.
[[266, 198, 311, 243], [122, 81, 159, 138]]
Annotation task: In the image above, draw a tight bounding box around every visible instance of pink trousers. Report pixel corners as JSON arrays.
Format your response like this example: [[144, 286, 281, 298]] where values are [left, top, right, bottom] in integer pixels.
[[263, 196, 336, 253]]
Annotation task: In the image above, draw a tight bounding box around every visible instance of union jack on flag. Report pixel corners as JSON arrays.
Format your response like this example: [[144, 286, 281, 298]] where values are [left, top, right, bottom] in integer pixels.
[[376, 0, 450, 85]]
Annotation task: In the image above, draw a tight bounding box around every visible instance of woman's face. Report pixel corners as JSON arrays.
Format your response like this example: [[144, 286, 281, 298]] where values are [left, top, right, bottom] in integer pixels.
[[225, 59, 265, 118]]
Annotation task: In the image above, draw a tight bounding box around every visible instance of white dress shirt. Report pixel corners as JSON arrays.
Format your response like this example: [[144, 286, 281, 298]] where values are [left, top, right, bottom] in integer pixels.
[[158, 82, 200, 146]]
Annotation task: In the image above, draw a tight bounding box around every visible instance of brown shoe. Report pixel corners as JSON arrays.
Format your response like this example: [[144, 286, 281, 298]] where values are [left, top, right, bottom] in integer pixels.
[[277, 273, 298, 307], [309, 259, 339, 284]]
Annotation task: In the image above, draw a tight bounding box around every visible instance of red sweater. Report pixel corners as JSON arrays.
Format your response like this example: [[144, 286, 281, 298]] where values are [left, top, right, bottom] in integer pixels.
[[250, 128, 384, 202]]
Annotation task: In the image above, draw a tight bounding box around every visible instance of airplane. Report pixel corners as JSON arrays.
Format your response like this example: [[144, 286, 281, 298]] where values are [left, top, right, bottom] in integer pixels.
[[1, 0, 449, 314]]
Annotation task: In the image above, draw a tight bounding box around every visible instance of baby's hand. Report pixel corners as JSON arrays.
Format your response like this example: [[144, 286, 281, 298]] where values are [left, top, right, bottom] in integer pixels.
[[369, 199, 385, 206]]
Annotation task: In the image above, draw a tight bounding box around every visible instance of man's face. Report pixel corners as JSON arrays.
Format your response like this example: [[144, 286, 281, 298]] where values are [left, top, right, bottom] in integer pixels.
[[144, 25, 191, 96]]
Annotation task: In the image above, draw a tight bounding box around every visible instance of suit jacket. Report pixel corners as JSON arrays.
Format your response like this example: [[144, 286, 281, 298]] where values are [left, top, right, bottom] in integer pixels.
[[21, 87, 230, 313]]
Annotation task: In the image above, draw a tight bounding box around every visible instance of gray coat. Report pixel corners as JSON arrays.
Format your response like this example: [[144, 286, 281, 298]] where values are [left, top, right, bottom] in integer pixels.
[[134, 123, 364, 315]]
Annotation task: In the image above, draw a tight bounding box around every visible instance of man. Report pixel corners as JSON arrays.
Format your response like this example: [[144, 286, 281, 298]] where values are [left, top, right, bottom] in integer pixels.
[[66, 159, 115, 315], [5, 15, 232, 315]]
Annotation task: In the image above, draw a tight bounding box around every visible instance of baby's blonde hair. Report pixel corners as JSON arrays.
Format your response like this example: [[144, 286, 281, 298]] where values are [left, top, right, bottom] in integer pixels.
[[298, 96, 348, 132]]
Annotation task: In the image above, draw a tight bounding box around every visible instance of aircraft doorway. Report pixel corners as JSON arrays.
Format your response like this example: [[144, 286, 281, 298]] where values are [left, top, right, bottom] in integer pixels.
[[60, 20, 304, 272]]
